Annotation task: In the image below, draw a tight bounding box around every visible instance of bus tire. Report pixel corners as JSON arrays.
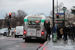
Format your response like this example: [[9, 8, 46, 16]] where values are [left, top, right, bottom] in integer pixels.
[[41, 39, 46, 43], [15, 35, 17, 38], [25, 39, 29, 42], [45, 34, 48, 41], [44, 37, 47, 42], [17, 36, 19, 38]]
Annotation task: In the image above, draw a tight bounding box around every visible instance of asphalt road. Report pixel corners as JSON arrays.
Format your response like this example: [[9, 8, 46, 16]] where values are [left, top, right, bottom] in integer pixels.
[[0, 35, 44, 50]]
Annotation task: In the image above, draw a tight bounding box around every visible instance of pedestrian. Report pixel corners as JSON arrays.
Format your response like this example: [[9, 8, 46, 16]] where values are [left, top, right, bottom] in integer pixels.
[[51, 26, 57, 41], [70, 23, 75, 41], [66, 26, 70, 38], [57, 26, 60, 39], [51, 27, 57, 34], [63, 26, 67, 41], [58, 25, 62, 39], [60, 27, 63, 39], [44, 20, 51, 39]]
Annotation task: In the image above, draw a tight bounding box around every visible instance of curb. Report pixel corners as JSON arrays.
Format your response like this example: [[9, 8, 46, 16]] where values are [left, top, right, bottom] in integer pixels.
[[38, 41, 48, 50]]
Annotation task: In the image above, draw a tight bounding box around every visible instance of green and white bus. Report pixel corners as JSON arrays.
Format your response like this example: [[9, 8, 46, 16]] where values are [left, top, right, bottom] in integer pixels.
[[23, 15, 48, 42]]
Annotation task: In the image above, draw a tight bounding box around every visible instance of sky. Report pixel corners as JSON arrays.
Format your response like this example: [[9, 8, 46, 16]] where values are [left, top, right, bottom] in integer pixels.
[[0, 0, 75, 19]]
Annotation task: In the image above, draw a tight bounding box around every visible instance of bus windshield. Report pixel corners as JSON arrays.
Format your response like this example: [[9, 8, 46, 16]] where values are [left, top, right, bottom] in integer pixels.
[[28, 18, 41, 25]]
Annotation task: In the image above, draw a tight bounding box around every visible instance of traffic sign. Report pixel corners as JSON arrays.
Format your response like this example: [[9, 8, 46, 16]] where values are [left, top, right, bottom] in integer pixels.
[[57, 13, 64, 15]]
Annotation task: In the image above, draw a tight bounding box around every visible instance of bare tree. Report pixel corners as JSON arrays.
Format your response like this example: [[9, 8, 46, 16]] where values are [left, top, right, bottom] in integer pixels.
[[17, 10, 27, 26], [17, 10, 27, 17], [58, 2, 64, 13], [50, 2, 72, 19], [4, 10, 27, 28], [11, 12, 16, 17], [50, 2, 64, 17]]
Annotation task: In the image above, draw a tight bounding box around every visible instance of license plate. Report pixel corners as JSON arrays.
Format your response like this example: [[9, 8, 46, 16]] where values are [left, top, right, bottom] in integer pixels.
[[31, 37, 36, 39], [27, 28, 36, 36]]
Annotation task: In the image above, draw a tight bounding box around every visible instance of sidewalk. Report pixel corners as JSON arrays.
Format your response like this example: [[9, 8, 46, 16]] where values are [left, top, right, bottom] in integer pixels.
[[43, 38, 75, 50]]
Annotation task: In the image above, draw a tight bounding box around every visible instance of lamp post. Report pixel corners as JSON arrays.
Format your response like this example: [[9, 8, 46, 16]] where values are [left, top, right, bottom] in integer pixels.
[[52, 0, 55, 40], [63, 7, 66, 27], [57, 0, 58, 13]]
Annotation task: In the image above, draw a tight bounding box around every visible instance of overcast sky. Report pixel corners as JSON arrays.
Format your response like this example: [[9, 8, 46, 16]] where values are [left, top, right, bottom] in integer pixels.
[[0, 0, 75, 19]]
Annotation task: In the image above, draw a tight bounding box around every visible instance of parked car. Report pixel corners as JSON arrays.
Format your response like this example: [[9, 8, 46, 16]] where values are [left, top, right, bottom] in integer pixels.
[[0, 28, 8, 35], [3, 28, 15, 36]]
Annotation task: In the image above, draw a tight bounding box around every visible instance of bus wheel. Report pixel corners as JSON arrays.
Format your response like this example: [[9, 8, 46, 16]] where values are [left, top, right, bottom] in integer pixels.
[[42, 39, 46, 43], [17, 36, 19, 38], [15, 35, 17, 38], [45, 34, 48, 41]]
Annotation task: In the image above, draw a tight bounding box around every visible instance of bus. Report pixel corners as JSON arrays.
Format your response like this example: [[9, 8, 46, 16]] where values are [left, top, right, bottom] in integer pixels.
[[23, 15, 49, 42]]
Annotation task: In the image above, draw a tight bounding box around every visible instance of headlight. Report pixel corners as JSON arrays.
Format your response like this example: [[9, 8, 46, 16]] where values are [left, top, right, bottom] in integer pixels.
[[14, 29, 16, 32]]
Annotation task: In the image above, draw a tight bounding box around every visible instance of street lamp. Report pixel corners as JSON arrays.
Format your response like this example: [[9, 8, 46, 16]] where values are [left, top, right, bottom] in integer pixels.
[[52, 0, 55, 41], [57, 0, 58, 13], [63, 7, 67, 27]]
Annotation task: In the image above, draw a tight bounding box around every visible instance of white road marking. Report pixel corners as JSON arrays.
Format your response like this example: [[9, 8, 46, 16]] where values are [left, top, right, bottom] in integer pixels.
[[52, 46, 74, 49]]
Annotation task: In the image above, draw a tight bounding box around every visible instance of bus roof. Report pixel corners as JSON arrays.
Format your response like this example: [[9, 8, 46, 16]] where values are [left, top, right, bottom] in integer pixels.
[[24, 15, 46, 19]]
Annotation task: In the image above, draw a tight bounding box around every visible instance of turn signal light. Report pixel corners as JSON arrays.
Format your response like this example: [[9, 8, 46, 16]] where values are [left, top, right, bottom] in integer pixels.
[[14, 29, 16, 32]]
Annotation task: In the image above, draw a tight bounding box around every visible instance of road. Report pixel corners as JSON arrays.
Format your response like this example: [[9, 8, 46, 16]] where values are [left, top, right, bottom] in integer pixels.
[[0, 35, 44, 50]]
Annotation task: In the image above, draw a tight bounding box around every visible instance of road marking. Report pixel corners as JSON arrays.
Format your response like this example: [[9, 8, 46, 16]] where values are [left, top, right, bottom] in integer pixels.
[[52, 46, 74, 49]]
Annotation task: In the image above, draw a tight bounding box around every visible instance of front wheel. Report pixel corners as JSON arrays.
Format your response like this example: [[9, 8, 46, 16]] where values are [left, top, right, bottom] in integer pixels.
[[3, 32, 6, 36], [45, 34, 48, 41], [42, 37, 47, 43]]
